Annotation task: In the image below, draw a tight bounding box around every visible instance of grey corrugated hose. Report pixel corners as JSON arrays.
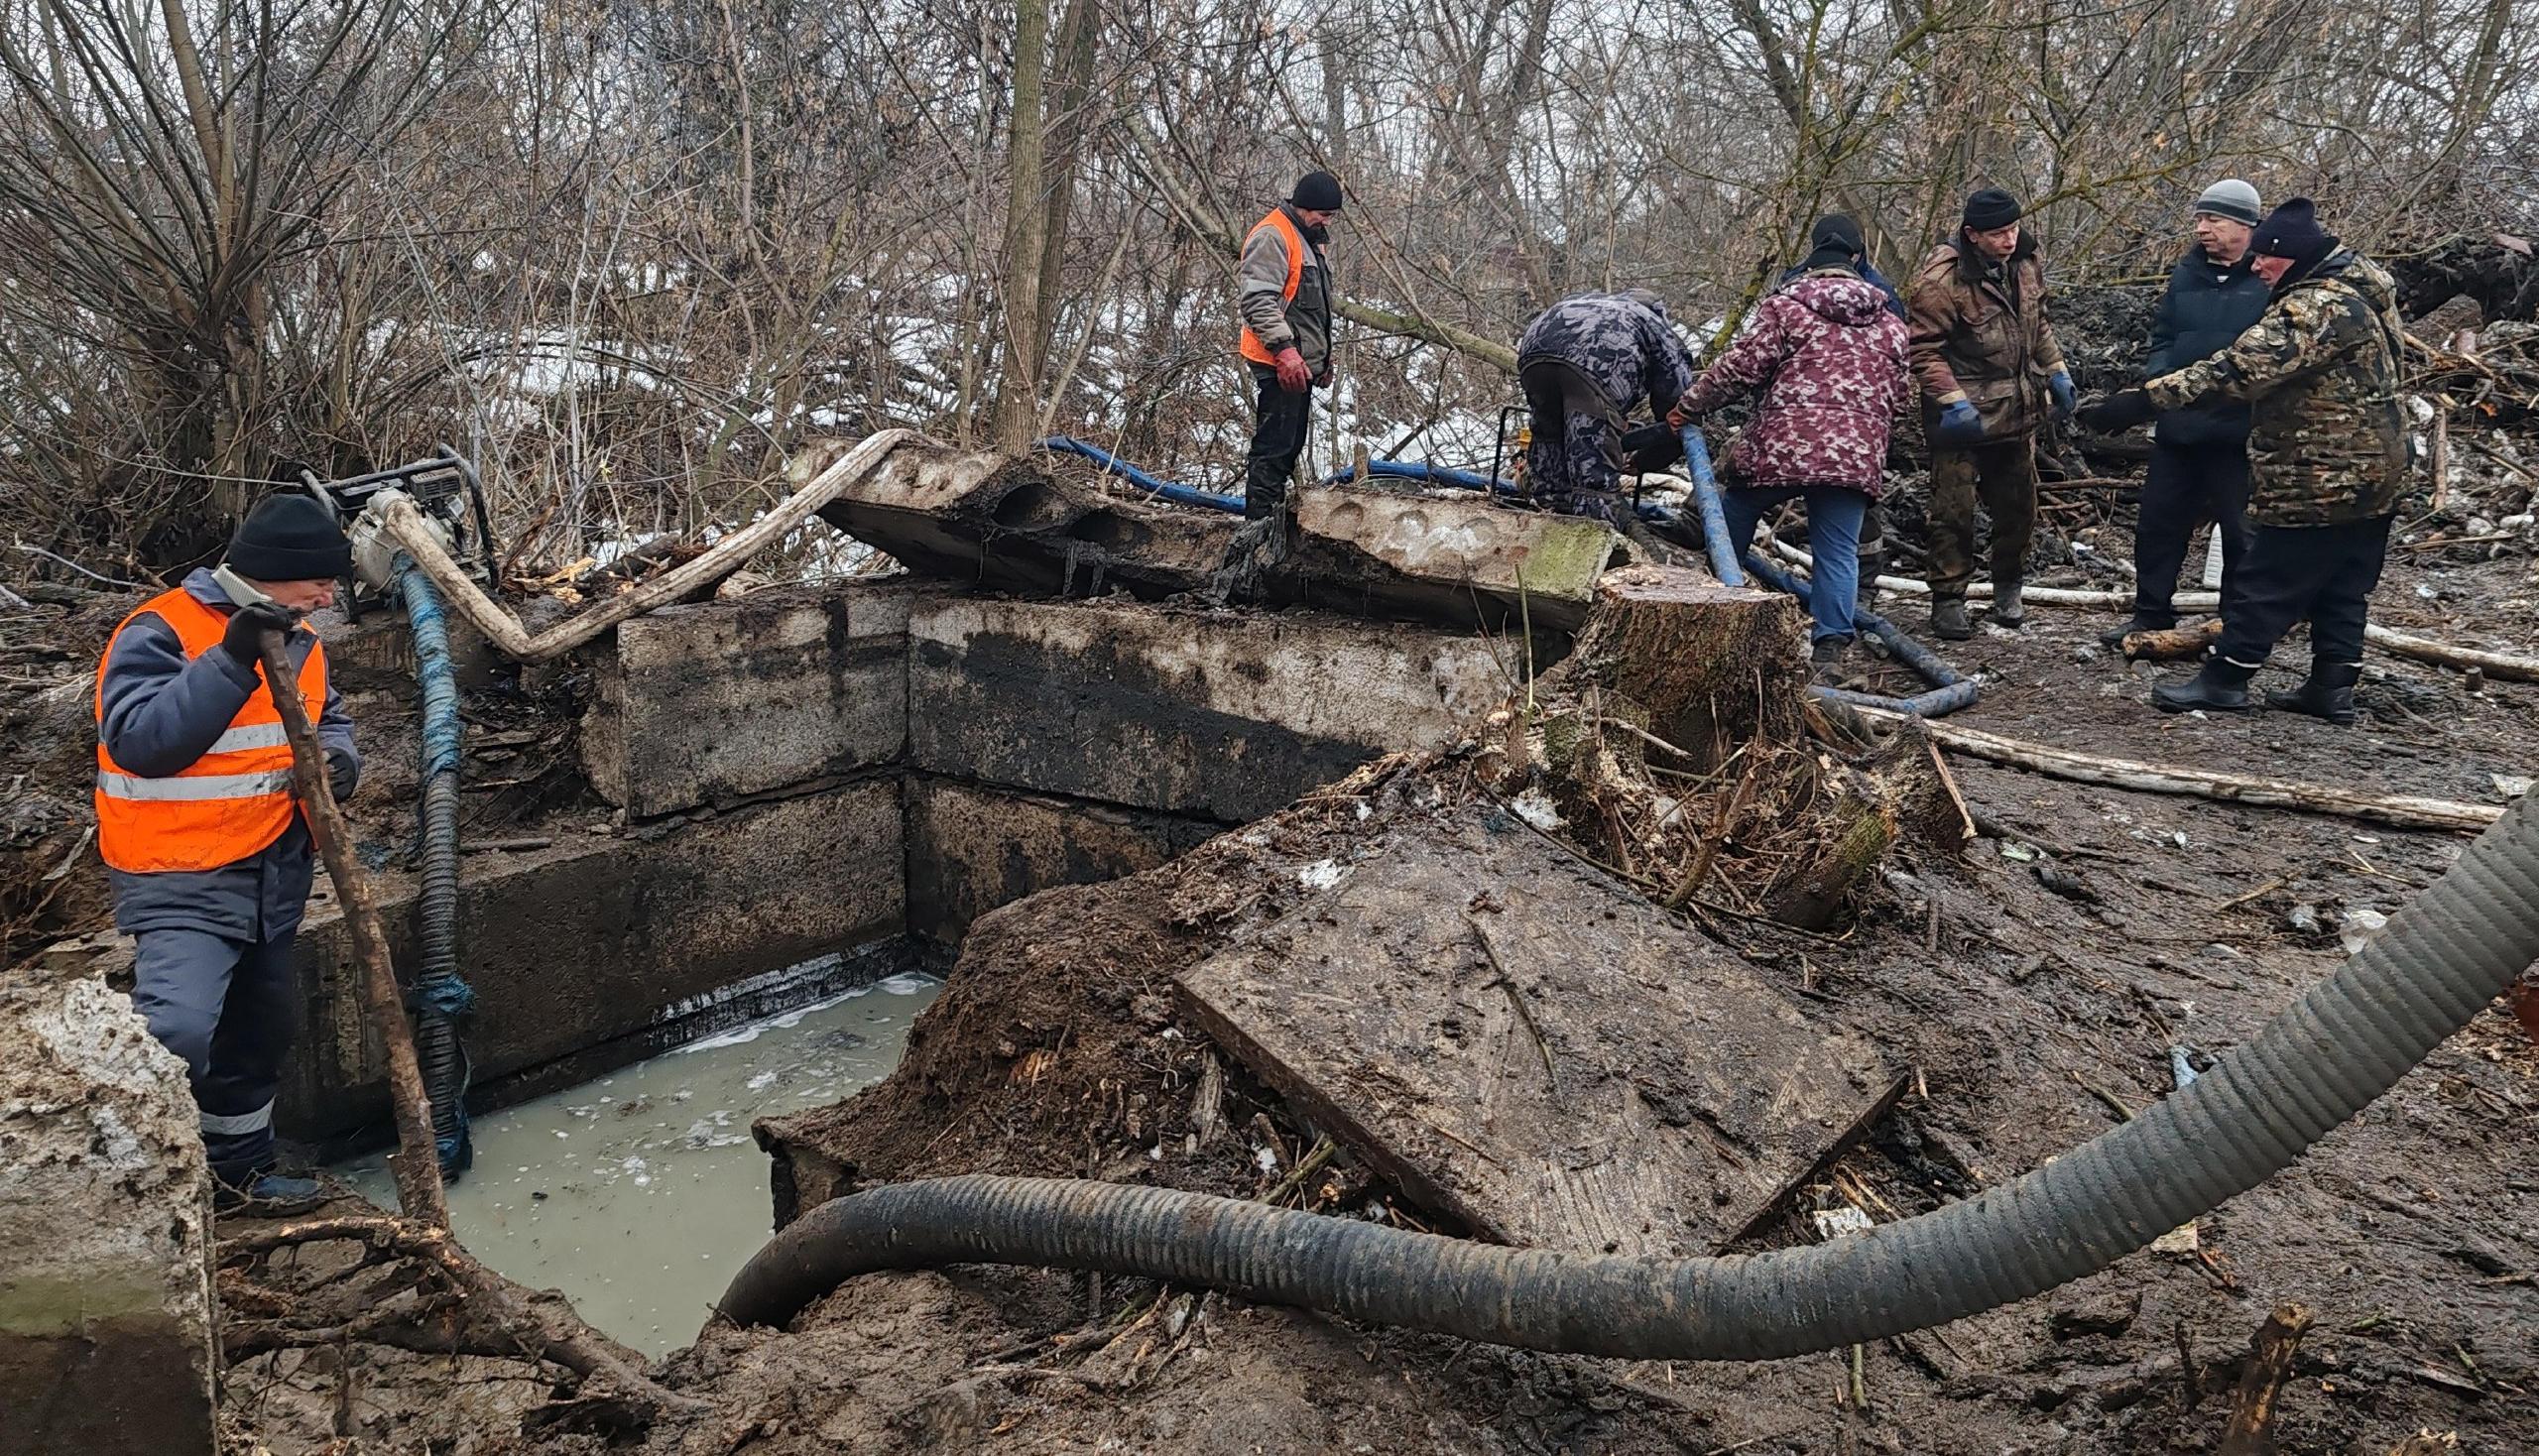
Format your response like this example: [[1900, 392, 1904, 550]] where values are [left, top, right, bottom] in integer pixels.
[[722, 795, 2539, 1357]]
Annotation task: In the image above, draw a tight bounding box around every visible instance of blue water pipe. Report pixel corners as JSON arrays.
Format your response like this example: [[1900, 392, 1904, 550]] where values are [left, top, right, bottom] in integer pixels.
[[396, 558, 476, 1176], [1678, 425, 1747, 587], [1740, 552, 1982, 717], [1036, 436, 1244, 513]]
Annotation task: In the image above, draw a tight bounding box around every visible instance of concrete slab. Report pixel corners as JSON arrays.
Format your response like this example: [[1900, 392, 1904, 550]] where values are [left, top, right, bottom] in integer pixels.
[[283, 779, 905, 1147], [1178, 807, 1900, 1257], [1288, 486, 1617, 631], [583, 581, 914, 818], [905, 777, 1219, 952], [802, 440, 1233, 599], [0, 975, 215, 1456], [907, 596, 1509, 822]]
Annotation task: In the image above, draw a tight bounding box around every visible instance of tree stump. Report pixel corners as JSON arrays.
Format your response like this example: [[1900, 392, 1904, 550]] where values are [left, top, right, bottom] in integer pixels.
[[1554, 564, 1808, 773]]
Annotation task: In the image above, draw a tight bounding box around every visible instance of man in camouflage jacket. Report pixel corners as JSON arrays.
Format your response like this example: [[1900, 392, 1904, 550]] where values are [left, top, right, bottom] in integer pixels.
[[2080, 198, 2408, 725], [1906, 187, 2075, 639], [1514, 289, 1696, 525]]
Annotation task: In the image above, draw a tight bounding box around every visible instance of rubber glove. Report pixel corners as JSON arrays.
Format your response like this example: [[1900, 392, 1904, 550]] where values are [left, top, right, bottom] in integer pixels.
[[218, 600, 297, 669], [2076, 388, 2155, 433], [1931, 400, 1986, 447], [1272, 347, 1312, 393], [2048, 371, 2077, 421]]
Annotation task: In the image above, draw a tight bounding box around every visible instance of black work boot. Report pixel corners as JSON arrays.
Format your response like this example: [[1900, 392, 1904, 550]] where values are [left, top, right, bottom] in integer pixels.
[[1992, 580, 2026, 628], [1855, 546, 1882, 620], [2099, 613, 2174, 649], [2151, 656, 2257, 714], [2265, 662, 2362, 727], [1930, 596, 1973, 641]]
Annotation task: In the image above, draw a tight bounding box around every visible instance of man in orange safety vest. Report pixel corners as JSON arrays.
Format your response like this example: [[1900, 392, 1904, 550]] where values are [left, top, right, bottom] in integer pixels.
[[1235, 170, 1342, 518], [94, 493, 360, 1210]]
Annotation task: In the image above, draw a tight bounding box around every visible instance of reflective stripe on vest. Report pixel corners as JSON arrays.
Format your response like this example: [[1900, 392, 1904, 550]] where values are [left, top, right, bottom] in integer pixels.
[[93, 586, 325, 874], [1238, 207, 1307, 366]]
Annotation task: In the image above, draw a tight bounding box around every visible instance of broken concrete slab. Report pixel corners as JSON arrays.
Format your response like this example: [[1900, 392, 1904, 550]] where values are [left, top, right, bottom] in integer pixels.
[[1287, 486, 1618, 631], [283, 779, 906, 1147], [1178, 806, 1899, 1256], [583, 581, 914, 819], [0, 974, 215, 1456], [904, 777, 1219, 953], [796, 435, 1621, 631], [801, 439, 1234, 599], [907, 595, 1509, 822]]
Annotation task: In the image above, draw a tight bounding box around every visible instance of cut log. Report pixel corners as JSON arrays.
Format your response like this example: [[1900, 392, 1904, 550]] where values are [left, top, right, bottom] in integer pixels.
[[2216, 1302, 2313, 1456], [1851, 708, 2504, 833], [2122, 619, 2224, 662], [1553, 563, 1808, 771], [1176, 805, 1899, 1258]]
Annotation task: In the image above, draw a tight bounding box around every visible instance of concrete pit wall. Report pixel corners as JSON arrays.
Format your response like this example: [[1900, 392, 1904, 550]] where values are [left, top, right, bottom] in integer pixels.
[[277, 581, 1515, 1148]]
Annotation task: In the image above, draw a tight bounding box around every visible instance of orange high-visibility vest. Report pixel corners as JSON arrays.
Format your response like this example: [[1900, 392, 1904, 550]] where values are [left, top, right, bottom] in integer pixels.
[[94, 587, 324, 874], [1238, 207, 1308, 365]]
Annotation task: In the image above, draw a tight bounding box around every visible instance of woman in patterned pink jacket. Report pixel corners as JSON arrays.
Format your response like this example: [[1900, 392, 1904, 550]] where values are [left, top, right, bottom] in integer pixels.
[[1669, 216, 1915, 667]]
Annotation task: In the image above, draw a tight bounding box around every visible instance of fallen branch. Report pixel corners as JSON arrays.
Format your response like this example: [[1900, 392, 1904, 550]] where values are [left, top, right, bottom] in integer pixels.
[[224, 1214, 711, 1423], [374, 429, 914, 664], [1848, 708, 2503, 833], [261, 635, 448, 1229], [2218, 1303, 2314, 1456]]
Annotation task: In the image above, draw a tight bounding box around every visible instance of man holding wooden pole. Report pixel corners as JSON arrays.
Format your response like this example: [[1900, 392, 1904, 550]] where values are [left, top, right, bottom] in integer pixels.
[[92, 495, 361, 1210]]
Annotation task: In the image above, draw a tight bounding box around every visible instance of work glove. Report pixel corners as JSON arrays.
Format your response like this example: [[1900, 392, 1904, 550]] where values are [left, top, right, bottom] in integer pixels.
[[218, 600, 298, 669], [1931, 400, 1986, 448], [1272, 346, 1312, 393], [2048, 371, 2077, 421], [2076, 387, 2155, 434], [1618, 422, 1683, 474], [326, 751, 357, 803], [1665, 402, 1696, 430]]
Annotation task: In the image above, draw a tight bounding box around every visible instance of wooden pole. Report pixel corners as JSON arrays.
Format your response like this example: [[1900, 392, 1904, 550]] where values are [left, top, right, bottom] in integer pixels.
[[260, 631, 449, 1228]]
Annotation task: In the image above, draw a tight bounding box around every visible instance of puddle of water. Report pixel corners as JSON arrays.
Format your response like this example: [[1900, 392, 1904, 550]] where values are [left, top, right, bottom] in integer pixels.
[[338, 970, 942, 1355]]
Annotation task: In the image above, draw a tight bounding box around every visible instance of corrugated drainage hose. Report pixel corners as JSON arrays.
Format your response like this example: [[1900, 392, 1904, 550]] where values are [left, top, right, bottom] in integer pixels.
[[724, 794, 2539, 1354], [398, 559, 475, 1176]]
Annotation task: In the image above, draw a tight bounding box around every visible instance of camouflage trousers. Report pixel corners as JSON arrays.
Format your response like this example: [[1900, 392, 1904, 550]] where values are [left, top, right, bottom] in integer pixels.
[[1925, 436, 2037, 597], [1519, 357, 1628, 525]]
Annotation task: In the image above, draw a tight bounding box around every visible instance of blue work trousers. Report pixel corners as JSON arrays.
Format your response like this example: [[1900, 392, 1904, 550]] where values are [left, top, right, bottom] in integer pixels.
[[1720, 485, 1870, 643], [129, 926, 299, 1186]]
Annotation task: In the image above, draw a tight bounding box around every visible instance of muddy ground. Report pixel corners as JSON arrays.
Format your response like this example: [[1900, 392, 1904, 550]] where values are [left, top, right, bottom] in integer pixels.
[[213, 522, 2539, 1454]]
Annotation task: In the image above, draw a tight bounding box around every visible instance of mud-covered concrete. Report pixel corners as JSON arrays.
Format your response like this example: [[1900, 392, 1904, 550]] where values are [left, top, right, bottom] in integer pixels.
[[904, 776, 1219, 953], [0, 975, 215, 1456], [908, 596, 1511, 823], [282, 779, 906, 1147], [583, 582, 914, 819]]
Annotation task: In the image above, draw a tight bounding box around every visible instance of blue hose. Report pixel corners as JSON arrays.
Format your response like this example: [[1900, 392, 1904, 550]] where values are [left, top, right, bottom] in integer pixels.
[[1036, 436, 1244, 513], [1678, 426, 1746, 587], [1740, 552, 1981, 718], [397, 560, 475, 1176], [1319, 460, 1513, 493]]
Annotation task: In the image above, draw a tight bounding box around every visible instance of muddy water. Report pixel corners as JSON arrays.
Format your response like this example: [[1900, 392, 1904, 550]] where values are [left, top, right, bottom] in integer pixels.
[[339, 970, 941, 1355]]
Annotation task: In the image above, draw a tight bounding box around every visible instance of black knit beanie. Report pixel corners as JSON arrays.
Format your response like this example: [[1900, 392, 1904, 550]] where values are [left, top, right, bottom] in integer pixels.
[[2250, 196, 2337, 265], [227, 493, 351, 583], [1961, 187, 2021, 232], [1802, 213, 1867, 273], [1289, 171, 1344, 212]]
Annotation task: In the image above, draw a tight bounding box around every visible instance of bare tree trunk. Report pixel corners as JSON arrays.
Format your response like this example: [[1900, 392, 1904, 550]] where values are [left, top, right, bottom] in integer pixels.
[[992, 0, 1052, 454]]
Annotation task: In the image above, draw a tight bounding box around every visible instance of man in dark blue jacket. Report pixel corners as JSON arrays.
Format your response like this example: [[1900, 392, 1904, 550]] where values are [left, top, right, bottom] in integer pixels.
[[2104, 180, 2272, 643], [95, 495, 360, 1208]]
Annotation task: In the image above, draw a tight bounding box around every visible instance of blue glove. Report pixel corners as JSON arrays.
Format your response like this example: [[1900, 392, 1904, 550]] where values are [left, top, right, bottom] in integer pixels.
[[1933, 400, 1985, 447], [2048, 371, 2077, 421]]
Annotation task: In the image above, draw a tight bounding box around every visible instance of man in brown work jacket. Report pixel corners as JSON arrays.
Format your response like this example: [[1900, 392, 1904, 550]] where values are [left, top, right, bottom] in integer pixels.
[[1907, 187, 2075, 640]]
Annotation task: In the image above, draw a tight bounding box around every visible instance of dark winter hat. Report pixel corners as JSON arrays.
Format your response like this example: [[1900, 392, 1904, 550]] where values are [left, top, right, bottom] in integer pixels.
[[1809, 213, 1866, 256], [2250, 196, 2337, 263], [1289, 171, 1344, 212], [1961, 187, 2022, 232], [227, 493, 350, 583], [2191, 179, 2263, 227], [1620, 287, 1667, 318]]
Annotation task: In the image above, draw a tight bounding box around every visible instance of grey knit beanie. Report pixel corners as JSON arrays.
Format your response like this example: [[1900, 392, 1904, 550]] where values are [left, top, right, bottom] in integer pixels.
[[2191, 179, 2262, 227]]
